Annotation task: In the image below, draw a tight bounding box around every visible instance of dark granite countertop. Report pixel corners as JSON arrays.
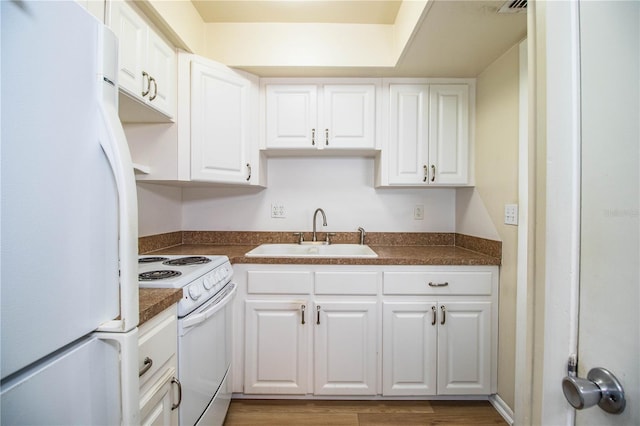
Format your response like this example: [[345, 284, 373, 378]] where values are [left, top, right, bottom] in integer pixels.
[[139, 288, 182, 326], [147, 243, 501, 266]]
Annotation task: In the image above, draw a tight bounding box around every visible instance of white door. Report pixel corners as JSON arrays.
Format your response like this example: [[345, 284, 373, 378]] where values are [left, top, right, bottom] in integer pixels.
[[146, 30, 175, 117], [382, 301, 437, 396], [428, 85, 469, 185], [314, 301, 377, 395], [387, 84, 430, 185], [323, 85, 376, 149], [109, 0, 146, 99], [265, 85, 318, 149], [437, 301, 492, 395], [575, 1, 639, 424], [244, 300, 309, 394], [191, 59, 251, 184]]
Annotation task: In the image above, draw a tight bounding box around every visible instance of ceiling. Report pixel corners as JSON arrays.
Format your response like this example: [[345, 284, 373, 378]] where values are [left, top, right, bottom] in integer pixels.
[[189, 0, 527, 77], [192, 1, 403, 24]]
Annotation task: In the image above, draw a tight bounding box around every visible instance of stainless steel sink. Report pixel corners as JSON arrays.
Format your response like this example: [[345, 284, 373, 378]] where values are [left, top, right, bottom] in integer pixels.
[[245, 243, 378, 258]]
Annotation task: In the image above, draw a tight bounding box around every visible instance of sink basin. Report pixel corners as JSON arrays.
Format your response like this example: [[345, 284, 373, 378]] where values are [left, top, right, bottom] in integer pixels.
[[245, 244, 378, 258]]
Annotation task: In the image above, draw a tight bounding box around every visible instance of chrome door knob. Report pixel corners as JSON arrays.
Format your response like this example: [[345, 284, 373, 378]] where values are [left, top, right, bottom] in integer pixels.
[[562, 367, 626, 414]]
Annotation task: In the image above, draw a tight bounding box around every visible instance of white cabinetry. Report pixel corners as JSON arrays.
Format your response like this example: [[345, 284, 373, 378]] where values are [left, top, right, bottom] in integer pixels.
[[190, 57, 258, 184], [138, 305, 180, 425], [314, 300, 377, 395], [382, 268, 496, 396], [244, 300, 309, 394], [264, 81, 379, 152], [108, 0, 176, 122], [128, 53, 265, 186], [378, 82, 471, 186], [241, 267, 379, 396], [234, 264, 497, 399]]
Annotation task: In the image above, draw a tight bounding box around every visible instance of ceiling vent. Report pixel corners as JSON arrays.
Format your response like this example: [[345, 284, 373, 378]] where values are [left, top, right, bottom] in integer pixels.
[[498, 0, 527, 14]]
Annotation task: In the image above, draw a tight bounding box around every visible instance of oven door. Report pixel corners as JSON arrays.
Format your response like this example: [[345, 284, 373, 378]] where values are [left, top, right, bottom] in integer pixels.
[[177, 283, 236, 426]]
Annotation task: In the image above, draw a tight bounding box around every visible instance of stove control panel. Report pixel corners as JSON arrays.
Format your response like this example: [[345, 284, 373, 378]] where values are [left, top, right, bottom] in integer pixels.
[[181, 260, 233, 315]]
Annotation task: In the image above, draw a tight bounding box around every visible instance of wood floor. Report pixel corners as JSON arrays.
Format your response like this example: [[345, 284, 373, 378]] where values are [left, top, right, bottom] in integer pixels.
[[223, 399, 508, 426]]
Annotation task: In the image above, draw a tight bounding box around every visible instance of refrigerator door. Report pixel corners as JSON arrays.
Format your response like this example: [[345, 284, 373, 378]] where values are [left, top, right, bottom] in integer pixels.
[[1, 1, 119, 377], [1, 333, 125, 425]]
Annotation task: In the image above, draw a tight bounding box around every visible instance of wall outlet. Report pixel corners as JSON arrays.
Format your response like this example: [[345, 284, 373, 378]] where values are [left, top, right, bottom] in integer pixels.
[[271, 203, 286, 218], [414, 204, 424, 220], [504, 204, 518, 225]]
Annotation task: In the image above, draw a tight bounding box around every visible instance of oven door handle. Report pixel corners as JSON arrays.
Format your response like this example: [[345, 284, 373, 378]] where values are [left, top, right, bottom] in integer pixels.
[[182, 284, 237, 329]]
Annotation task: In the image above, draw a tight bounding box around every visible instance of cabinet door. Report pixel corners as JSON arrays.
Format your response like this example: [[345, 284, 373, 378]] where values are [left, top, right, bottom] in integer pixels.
[[139, 371, 179, 426], [437, 301, 491, 395], [265, 85, 318, 149], [323, 85, 376, 149], [146, 30, 176, 118], [244, 300, 309, 394], [109, 0, 146, 98], [428, 85, 469, 184], [314, 301, 377, 395], [382, 302, 437, 396], [191, 59, 252, 184], [387, 84, 429, 184]]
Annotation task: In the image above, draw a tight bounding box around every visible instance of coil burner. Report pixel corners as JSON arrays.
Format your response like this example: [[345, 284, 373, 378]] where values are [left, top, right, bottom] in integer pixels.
[[139, 270, 182, 281]]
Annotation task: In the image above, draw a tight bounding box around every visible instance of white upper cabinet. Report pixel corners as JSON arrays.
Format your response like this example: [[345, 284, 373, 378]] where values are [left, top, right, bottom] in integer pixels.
[[190, 57, 257, 184], [109, 0, 176, 122], [378, 81, 472, 186], [126, 53, 264, 187], [263, 81, 379, 153]]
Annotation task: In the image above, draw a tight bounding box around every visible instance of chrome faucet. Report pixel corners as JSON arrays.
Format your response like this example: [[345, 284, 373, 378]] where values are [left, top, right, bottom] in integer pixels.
[[358, 227, 366, 245], [312, 208, 327, 242]]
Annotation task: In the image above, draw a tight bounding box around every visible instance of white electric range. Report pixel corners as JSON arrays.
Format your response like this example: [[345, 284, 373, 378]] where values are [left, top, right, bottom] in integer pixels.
[[138, 255, 236, 426]]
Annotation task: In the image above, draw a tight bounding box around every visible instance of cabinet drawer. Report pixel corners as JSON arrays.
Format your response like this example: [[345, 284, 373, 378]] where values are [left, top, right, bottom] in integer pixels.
[[383, 271, 493, 295], [315, 271, 379, 295], [248, 270, 313, 294], [138, 306, 177, 389]]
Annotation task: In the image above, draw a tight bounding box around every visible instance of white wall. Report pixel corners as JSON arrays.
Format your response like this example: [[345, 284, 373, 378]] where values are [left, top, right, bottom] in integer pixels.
[[137, 183, 182, 237], [181, 157, 455, 232]]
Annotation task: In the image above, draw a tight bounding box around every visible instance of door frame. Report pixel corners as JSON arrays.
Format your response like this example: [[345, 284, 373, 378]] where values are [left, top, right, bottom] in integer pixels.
[[515, 1, 582, 425]]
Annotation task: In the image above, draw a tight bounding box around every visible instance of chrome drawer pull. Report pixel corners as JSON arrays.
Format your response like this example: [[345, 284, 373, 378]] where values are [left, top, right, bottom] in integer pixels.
[[138, 357, 153, 377], [316, 305, 321, 325], [431, 305, 437, 326], [440, 305, 446, 325], [428, 281, 449, 287], [301, 304, 306, 325], [171, 377, 182, 410]]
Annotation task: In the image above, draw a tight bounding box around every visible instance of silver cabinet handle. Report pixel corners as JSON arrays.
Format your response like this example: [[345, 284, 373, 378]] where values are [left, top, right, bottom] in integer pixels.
[[423, 165, 428, 182], [431, 164, 436, 182], [440, 305, 446, 325], [316, 305, 321, 325], [149, 76, 157, 101], [325, 128, 329, 145], [311, 128, 316, 145], [138, 356, 152, 377], [431, 305, 437, 326], [246, 163, 252, 181], [301, 304, 306, 325], [171, 377, 182, 410], [562, 367, 625, 414], [428, 282, 449, 287], [141, 71, 150, 97]]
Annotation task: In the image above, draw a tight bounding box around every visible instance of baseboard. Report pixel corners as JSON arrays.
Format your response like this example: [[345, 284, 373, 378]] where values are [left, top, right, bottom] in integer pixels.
[[489, 394, 514, 425]]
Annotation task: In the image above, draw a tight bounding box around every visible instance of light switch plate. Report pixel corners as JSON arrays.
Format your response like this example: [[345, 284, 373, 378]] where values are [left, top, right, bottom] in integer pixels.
[[504, 204, 518, 225], [414, 205, 424, 220]]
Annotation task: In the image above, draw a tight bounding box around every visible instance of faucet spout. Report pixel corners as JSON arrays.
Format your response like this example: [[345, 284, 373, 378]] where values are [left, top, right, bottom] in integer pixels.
[[312, 208, 327, 242]]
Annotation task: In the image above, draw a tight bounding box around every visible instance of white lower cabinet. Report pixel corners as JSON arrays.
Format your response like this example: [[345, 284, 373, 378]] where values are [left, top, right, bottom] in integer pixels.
[[383, 300, 492, 396], [314, 301, 378, 395], [138, 305, 180, 425], [235, 264, 497, 399], [244, 300, 309, 394]]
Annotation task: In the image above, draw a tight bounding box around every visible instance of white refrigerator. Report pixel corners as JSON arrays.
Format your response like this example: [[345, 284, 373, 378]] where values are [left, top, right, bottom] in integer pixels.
[[1, 1, 140, 424]]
